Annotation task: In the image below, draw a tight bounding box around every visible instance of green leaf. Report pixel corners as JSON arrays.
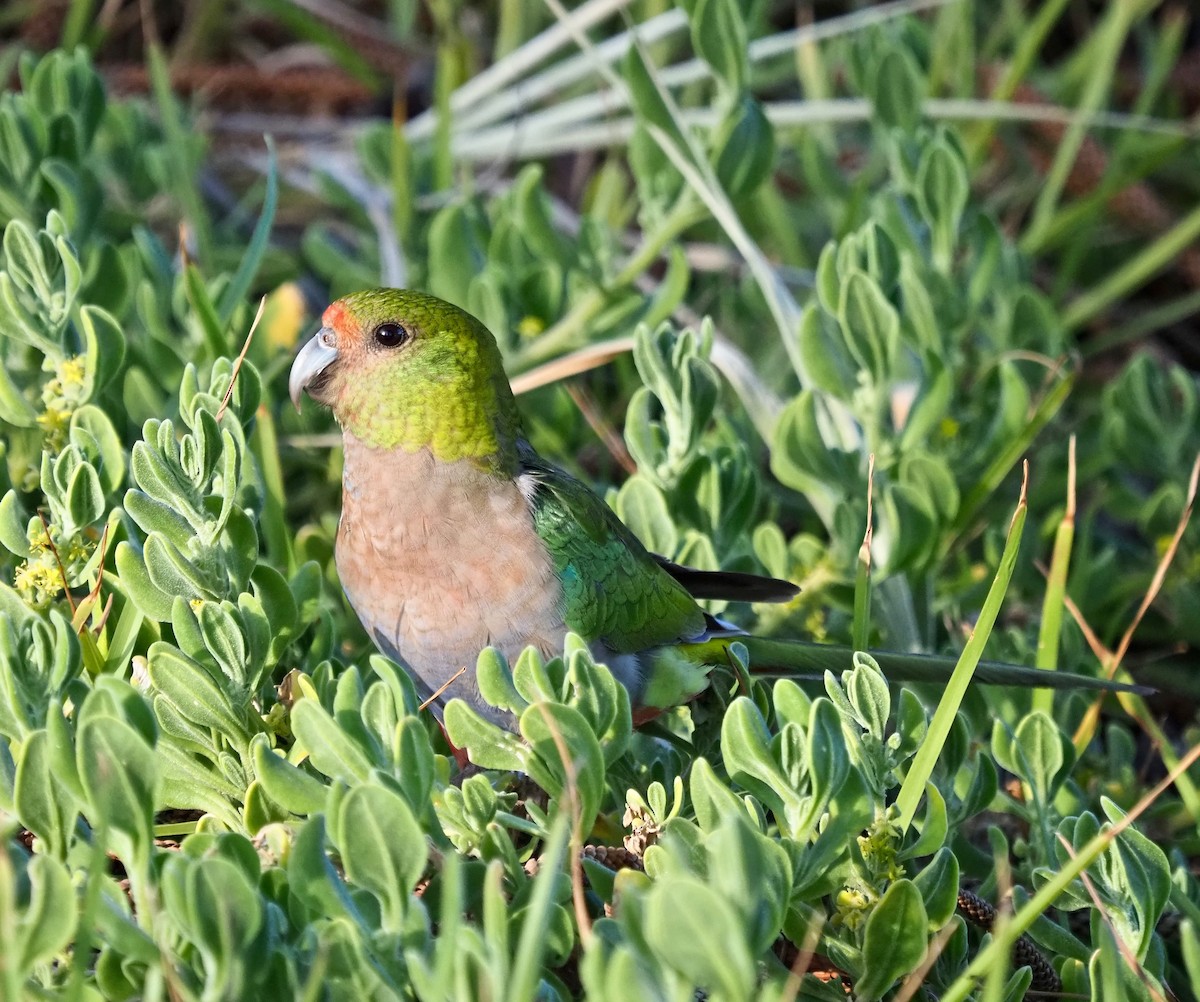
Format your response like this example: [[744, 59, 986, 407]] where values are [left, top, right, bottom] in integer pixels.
[[17, 854, 76, 971], [65, 461, 104, 530], [474, 646, 527, 717], [443, 699, 528, 771], [802, 697, 849, 838], [623, 45, 685, 150], [870, 46, 925, 132], [147, 642, 251, 753], [0, 492, 30, 558], [0, 363, 37, 427], [1012, 710, 1064, 806], [394, 715, 436, 812], [846, 657, 889, 741], [14, 729, 76, 857], [690, 756, 750, 833], [644, 876, 755, 996], [855, 879, 928, 999], [287, 815, 359, 923], [336, 781, 428, 931], [197, 600, 249, 689], [511, 819, 573, 995], [142, 533, 211, 602], [623, 389, 668, 479], [714, 98, 777, 198], [290, 698, 373, 783], [706, 814, 791, 953], [911, 847, 959, 929], [614, 477, 677, 555], [838, 269, 899, 382], [1100, 798, 1171, 960], [76, 715, 157, 864], [216, 139, 277, 326], [642, 245, 690, 329], [898, 357, 952, 448], [161, 854, 263, 994], [114, 540, 175, 619], [796, 307, 855, 399], [771, 390, 859, 497], [917, 138, 969, 269], [521, 702, 605, 839], [719, 697, 798, 824], [899, 783, 948, 862], [427, 203, 484, 307], [512, 164, 569, 262], [691, 0, 748, 93], [249, 564, 297, 664], [69, 405, 125, 494], [77, 304, 126, 398], [243, 781, 288, 834], [250, 733, 326, 817]]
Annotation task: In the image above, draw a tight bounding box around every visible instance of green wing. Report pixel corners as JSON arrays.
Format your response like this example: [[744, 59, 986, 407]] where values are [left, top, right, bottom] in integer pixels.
[[523, 458, 708, 653]]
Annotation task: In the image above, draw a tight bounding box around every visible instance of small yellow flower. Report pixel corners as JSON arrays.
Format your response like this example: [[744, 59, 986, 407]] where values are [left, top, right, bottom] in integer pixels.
[[29, 524, 52, 553], [517, 316, 545, 339], [14, 558, 62, 608], [59, 356, 87, 390], [858, 811, 904, 882], [64, 538, 92, 565], [939, 416, 960, 439], [37, 406, 70, 449], [833, 885, 873, 930]]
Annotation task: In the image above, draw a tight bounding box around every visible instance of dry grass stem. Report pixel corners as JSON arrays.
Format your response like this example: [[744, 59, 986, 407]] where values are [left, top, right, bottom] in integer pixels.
[[216, 295, 267, 422]]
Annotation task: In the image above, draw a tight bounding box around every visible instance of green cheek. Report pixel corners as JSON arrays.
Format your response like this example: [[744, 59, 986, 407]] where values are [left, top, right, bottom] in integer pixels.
[[339, 374, 517, 473]]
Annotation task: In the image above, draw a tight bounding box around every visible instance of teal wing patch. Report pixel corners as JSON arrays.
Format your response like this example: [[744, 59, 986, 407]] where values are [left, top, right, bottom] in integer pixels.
[[523, 459, 707, 653]]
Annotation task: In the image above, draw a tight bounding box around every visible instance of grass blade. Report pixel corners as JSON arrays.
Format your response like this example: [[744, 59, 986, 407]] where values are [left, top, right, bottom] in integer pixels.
[[895, 465, 1028, 832]]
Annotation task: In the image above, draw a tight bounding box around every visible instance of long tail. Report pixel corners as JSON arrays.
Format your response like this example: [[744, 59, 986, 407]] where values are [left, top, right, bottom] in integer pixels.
[[680, 635, 1151, 694]]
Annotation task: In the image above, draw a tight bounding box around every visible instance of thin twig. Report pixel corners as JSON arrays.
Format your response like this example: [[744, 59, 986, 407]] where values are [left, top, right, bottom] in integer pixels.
[[565, 383, 637, 475], [777, 913, 826, 1002], [72, 521, 113, 635], [892, 921, 959, 1002], [418, 665, 468, 712], [509, 336, 636, 395], [1057, 833, 1169, 1002], [1104, 451, 1200, 680], [37, 511, 76, 616], [215, 295, 266, 423], [532, 702, 594, 946]]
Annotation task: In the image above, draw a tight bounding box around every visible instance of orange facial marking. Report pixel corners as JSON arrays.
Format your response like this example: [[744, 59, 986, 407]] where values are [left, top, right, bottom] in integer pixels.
[[322, 299, 351, 332]]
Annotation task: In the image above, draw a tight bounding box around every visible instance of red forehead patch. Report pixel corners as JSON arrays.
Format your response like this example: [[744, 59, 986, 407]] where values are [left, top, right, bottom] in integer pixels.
[[322, 300, 350, 330]]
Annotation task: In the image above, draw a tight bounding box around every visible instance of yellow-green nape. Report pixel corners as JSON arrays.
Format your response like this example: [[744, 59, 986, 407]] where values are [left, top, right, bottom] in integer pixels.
[[327, 288, 525, 475]]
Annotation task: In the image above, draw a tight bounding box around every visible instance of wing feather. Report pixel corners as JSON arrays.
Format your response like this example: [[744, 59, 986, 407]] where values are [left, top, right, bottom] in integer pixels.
[[522, 457, 707, 653]]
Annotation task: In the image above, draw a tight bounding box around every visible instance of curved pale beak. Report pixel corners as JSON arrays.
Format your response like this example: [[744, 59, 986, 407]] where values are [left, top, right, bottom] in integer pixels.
[[289, 327, 339, 411]]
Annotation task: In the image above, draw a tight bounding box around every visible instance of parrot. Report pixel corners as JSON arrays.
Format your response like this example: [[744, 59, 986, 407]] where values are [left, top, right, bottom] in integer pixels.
[[289, 288, 1144, 727]]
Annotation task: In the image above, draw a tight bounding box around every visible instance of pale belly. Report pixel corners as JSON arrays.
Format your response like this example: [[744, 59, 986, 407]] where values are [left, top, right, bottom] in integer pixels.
[[335, 437, 568, 720]]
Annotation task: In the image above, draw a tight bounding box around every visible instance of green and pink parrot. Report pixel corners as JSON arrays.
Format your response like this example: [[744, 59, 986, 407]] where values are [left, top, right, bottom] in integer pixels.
[[289, 288, 1140, 726]]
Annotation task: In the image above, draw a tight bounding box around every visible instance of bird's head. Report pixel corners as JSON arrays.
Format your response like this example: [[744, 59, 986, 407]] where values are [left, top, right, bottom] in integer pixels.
[[289, 288, 523, 472]]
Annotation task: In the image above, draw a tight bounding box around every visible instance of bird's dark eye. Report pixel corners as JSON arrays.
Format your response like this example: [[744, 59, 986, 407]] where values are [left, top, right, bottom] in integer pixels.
[[373, 322, 409, 348]]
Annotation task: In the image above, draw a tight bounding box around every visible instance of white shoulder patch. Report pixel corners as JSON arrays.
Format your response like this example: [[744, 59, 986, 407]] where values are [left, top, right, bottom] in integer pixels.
[[516, 471, 540, 506]]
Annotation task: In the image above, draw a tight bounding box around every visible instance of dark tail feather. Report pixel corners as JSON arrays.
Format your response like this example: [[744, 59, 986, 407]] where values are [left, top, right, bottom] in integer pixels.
[[682, 636, 1153, 695], [656, 557, 800, 603]]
